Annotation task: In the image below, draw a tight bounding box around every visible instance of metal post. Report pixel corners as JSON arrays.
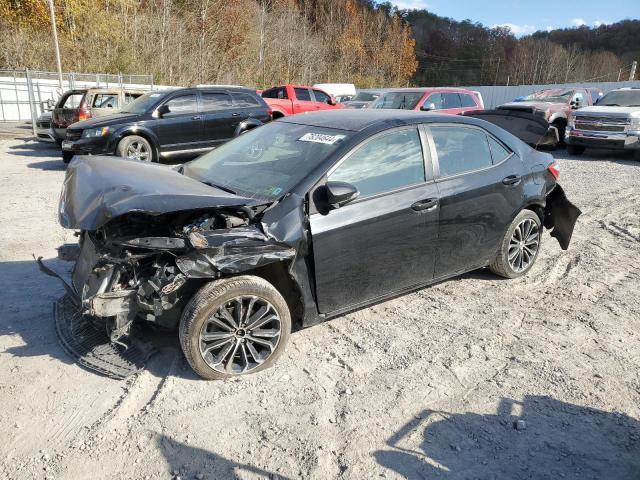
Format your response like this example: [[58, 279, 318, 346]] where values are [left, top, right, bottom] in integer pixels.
[[47, 0, 64, 90], [26, 68, 38, 136], [630, 61, 638, 81]]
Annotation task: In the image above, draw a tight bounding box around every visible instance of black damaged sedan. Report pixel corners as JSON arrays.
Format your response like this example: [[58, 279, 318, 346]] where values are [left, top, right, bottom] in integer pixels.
[[43, 110, 580, 380]]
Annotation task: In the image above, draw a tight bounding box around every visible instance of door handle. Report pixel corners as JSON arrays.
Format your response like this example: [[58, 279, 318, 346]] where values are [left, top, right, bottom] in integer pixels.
[[411, 198, 438, 211], [192, 115, 202, 120], [231, 112, 240, 117], [502, 175, 521, 186]]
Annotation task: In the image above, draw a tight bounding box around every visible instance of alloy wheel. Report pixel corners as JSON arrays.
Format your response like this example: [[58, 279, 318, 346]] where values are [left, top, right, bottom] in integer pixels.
[[199, 296, 282, 374], [508, 218, 540, 272], [126, 140, 151, 161]]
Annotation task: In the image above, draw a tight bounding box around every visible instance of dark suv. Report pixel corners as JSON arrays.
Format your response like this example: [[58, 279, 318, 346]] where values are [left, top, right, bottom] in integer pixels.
[[61, 87, 271, 163]]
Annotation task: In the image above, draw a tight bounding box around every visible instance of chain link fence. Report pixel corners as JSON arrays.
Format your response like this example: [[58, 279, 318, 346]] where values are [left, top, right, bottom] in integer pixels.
[[0, 68, 156, 130]]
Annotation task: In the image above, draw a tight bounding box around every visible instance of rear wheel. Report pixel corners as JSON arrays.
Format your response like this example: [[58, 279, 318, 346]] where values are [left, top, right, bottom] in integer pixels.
[[489, 210, 542, 279], [567, 145, 586, 155], [179, 276, 291, 380], [116, 135, 153, 162]]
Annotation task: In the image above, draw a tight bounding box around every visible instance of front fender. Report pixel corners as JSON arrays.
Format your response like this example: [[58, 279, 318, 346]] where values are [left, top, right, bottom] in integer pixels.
[[110, 125, 160, 152]]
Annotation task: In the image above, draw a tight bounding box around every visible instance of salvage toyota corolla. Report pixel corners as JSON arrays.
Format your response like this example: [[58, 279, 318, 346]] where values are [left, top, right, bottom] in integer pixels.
[[41, 110, 581, 380]]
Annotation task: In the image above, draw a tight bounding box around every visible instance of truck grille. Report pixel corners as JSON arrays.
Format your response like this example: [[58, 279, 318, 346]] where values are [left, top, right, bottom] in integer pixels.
[[574, 116, 629, 133]]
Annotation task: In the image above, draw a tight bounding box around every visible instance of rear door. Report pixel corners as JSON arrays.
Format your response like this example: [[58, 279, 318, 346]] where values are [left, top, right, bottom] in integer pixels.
[[292, 87, 315, 113], [201, 91, 235, 148], [426, 124, 525, 278], [310, 126, 440, 313], [155, 92, 204, 153]]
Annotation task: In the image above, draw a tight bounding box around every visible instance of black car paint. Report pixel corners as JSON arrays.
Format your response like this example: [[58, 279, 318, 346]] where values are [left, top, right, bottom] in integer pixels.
[[63, 87, 270, 161], [56, 110, 580, 334]]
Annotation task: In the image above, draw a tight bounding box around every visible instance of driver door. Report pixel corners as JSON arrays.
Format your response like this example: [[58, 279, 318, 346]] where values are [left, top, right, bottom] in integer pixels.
[[155, 93, 204, 155], [309, 127, 440, 314]]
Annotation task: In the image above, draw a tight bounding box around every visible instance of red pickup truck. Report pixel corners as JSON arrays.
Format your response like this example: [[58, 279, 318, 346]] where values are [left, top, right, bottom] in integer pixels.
[[261, 85, 343, 118]]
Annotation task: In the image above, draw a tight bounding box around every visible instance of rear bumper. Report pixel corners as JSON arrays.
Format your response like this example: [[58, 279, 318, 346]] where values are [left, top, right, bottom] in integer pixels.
[[565, 128, 640, 150]]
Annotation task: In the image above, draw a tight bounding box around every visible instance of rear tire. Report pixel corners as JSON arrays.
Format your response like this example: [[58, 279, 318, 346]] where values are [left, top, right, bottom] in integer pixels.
[[116, 135, 154, 162], [552, 119, 567, 145], [489, 210, 542, 279], [179, 276, 291, 380], [567, 145, 586, 155]]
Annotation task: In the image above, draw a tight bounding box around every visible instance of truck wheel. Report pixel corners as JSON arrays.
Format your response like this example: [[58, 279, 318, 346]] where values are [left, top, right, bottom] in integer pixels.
[[567, 145, 585, 155], [116, 135, 154, 162], [179, 276, 291, 380], [489, 210, 542, 279], [552, 119, 566, 145]]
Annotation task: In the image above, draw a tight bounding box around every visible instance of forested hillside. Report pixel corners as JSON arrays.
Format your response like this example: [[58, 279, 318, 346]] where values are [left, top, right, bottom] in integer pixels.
[[400, 7, 637, 86], [0, 0, 637, 88], [0, 0, 417, 87]]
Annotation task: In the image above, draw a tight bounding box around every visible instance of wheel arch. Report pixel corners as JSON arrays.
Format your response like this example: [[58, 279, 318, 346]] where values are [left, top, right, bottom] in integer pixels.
[[114, 127, 160, 161], [271, 109, 286, 119], [234, 118, 264, 137]]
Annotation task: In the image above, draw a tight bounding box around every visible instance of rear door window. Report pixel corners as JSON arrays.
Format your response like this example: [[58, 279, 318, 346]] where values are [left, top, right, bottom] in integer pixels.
[[442, 93, 462, 109], [232, 92, 261, 107], [294, 88, 312, 101], [164, 94, 198, 114], [201, 92, 232, 111], [92, 94, 118, 108], [430, 126, 493, 177], [329, 128, 426, 197]]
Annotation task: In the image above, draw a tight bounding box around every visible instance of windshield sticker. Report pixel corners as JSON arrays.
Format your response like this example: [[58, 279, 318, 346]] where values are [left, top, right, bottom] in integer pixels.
[[298, 133, 345, 144], [264, 186, 283, 196]]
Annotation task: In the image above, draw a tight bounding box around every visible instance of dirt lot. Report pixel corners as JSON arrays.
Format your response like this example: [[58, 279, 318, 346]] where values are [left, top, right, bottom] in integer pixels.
[[1, 133, 639, 480]]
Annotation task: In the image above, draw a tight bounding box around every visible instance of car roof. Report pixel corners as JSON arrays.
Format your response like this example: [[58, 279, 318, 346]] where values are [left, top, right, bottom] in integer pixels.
[[278, 109, 479, 132]]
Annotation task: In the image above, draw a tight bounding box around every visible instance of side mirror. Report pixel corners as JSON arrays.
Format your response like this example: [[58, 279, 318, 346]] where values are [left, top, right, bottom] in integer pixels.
[[325, 181, 359, 208], [156, 104, 170, 117], [328, 96, 337, 106], [420, 103, 436, 111]]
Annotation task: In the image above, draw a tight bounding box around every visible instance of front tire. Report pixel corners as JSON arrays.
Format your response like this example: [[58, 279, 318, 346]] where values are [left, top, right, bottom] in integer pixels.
[[489, 210, 542, 279], [179, 276, 291, 380], [567, 145, 586, 155], [116, 135, 154, 162]]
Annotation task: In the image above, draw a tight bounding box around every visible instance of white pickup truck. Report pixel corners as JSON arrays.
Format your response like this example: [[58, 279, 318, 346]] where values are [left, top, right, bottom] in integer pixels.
[[565, 87, 640, 158]]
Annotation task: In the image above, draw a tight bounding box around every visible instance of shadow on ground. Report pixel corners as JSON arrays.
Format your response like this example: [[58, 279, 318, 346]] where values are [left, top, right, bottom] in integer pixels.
[[0, 257, 194, 381], [7, 140, 60, 160], [375, 395, 640, 480], [156, 435, 289, 480]]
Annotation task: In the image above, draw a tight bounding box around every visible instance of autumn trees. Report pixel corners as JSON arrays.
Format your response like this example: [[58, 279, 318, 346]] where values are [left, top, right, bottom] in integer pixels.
[[0, 0, 418, 88]]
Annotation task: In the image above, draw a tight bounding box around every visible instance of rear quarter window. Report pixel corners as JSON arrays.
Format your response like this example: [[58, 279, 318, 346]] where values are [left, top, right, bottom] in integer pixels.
[[294, 88, 312, 101]]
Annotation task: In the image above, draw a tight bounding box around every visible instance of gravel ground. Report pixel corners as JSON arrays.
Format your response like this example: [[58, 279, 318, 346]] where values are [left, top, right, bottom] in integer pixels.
[[1, 136, 639, 480]]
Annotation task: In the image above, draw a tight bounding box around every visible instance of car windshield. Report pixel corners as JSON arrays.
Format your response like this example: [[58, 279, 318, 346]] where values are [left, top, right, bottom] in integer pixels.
[[351, 92, 379, 102], [597, 90, 640, 107], [183, 122, 351, 201], [370, 92, 423, 110], [120, 91, 165, 114], [526, 90, 573, 103]]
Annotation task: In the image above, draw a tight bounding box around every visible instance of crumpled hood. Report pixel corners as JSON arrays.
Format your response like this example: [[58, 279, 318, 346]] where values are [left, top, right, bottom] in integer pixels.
[[59, 155, 257, 230]]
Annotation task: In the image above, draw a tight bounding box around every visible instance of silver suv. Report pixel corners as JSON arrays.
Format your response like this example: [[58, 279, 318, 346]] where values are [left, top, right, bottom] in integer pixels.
[[565, 88, 640, 158]]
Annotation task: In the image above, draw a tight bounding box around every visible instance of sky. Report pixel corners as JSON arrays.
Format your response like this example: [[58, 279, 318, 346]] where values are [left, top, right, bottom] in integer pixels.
[[390, 0, 639, 36]]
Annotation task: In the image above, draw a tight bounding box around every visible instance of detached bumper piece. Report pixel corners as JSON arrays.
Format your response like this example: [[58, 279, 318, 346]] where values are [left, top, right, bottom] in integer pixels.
[[54, 294, 154, 379]]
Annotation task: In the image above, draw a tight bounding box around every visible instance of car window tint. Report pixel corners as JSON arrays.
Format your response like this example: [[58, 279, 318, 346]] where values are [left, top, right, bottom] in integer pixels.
[[488, 136, 511, 163], [460, 94, 477, 108], [442, 93, 462, 109], [294, 88, 312, 101], [165, 94, 197, 114], [92, 94, 118, 108], [232, 92, 261, 107], [431, 126, 492, 177], [312, 89, 330, 103], [330, 128, 425, 197], [424, 93, 444, 109], [201, 92, 232, 111]]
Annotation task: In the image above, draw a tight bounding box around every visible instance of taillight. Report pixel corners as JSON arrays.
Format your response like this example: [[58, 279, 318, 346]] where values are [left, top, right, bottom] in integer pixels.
[[268, 106, 273, 120], [547, 161, 560, 180], [78, 104, 91, 121]]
